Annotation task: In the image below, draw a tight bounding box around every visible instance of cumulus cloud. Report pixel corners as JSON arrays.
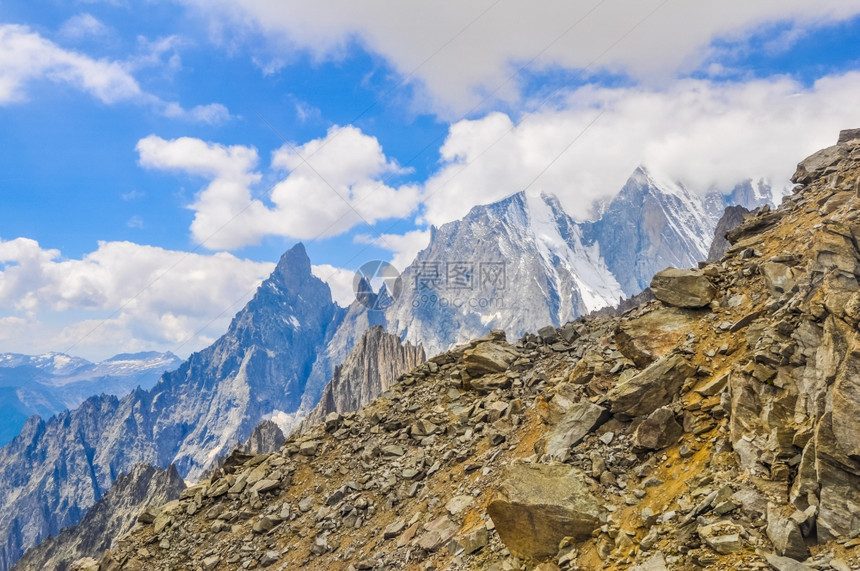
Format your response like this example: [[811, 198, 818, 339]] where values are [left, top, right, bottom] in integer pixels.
[[311, 264, 357, 307], [0, 23, 141, 104], [178, 0, 860, 115], [0, 24, 230, 124], [354, 229, 432, 272], [420, 72, 860, 225], [137, 126, 421, 249], [0, 238, 274, 360]]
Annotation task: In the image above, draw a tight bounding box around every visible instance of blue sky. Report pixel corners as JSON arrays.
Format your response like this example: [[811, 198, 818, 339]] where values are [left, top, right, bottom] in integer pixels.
[[2, 0, 860, 360]]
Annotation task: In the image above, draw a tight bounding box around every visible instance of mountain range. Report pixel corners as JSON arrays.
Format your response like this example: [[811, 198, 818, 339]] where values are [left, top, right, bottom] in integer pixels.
[[0, 164, 777, 570], [0, 352, 182, 446]]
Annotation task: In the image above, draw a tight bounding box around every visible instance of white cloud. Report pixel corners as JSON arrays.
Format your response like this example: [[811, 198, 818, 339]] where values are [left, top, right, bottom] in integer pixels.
[[354, 229, 431, 272], [59, 14, 111, 40], [179, 0, 860, 115], [0, 238, 274, 360], [137, 126, 421, 249], [0, 23, 141, 104], [162, 101, 232, 124], [311, 264, 356, 307], [420, 73, 860, 225], [0, 24, 230, 124]]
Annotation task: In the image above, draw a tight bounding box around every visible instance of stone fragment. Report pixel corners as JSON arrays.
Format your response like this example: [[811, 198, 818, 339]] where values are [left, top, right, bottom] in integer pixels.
[[445, 495, 473, 515], [416, 515, 458, 551], [542, 401, 608, 461], [468, 374, 512, 393], [761, 551, 815, 571], [463, 526, 489, 554], [766, 504, 810, 561], [538, 326, 561, 343], [324, 412, 341, 431], [260, 551, 280, 567], [383, 519, 406, 539], [250, 479, 280, 494], [299, 441, 319, 456], [694, 372, 729, 397], [487, 463, 599, 558], [606, 354, 696, 417], [202, 555, 220, 571], [463, 342, 519, 377], [650, 268, 717, 308], [137, 506, 160, 524], [632, 406, 683, 450], [762, 262, 797, 299], [697, 521, 744, 554], [791, 144, 844, 184], [631, 551, 668, 571]]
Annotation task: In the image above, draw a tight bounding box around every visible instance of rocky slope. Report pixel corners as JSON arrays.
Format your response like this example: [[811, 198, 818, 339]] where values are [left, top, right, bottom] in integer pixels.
[[299, 326, 425, 431], [0, 244, 345, 570], [82, 130, 860, 571], [0, 351, 182, 445], [12, 463, 184, 571]]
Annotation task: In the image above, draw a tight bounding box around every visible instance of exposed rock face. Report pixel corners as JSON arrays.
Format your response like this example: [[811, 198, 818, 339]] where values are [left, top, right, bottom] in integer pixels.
[[649, 268, 717, 308], [12, 464, 184, 571], [26, 135, 860, 571], [299, 326, 425, 431], [487, 463, 600, 558]]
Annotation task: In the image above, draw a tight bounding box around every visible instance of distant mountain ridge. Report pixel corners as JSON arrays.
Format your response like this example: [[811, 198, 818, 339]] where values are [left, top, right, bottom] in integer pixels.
[[0, 351, 182, 445]]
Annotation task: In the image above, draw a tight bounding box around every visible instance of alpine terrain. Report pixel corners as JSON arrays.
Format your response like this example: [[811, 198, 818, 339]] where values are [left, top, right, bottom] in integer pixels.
[[0, 165, 774, 570], [67, 128, 860, 570]]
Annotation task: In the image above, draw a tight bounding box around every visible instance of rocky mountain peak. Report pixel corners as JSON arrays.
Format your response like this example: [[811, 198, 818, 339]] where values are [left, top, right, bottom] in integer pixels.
[[83, 130, 860, 571]]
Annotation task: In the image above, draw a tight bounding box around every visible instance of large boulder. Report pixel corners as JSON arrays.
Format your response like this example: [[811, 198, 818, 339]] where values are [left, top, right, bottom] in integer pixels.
[[614, 307, 693, 367], [649, 268, 717, 308], [487, 463, 599, 558], [606, 354, 696, 417], [463, 342, 519, 377]]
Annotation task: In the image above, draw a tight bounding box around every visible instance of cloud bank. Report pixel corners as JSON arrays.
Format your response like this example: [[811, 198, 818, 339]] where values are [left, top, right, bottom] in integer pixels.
[[0, 238, 274, 360]]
